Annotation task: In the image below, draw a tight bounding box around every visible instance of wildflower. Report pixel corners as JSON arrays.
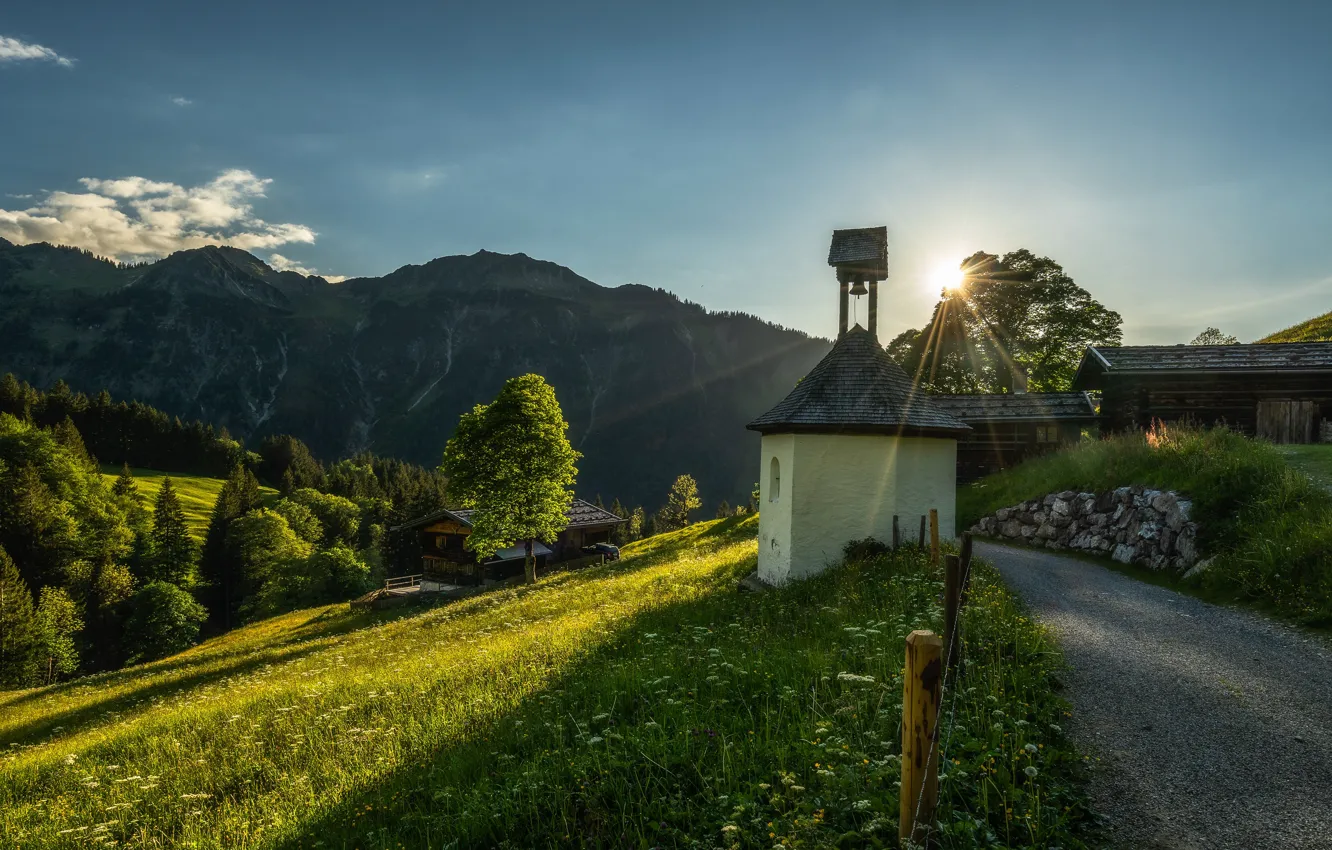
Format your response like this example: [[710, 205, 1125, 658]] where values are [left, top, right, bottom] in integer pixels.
[[836, 672, 875, 684], [1024, 766, 1039, 778], [1024, 743, 1037, 754], [588, 736, 604, 744]]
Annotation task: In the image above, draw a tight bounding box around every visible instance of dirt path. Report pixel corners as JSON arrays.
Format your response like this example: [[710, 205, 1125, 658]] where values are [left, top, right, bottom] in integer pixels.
[[977, 540, 1332, 849]]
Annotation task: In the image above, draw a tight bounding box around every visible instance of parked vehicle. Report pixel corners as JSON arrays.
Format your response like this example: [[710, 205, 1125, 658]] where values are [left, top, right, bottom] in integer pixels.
[[582, 542, 620, 561]]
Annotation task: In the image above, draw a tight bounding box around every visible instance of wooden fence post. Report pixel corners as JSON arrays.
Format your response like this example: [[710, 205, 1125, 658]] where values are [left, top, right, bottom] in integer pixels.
[[892, 515, 900, 549], [901, 630, 942, 845], [959, 532, 974, 607], [943, 554, 962, 683], [918, 515, 927, 548], [928, 509, 939, 566]]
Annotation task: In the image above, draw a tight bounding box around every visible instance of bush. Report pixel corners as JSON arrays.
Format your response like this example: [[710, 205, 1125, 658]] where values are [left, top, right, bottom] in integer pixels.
[[843, 537, 891, 561], [960, 424, 1332, 623], [122, 581, 208, 664]]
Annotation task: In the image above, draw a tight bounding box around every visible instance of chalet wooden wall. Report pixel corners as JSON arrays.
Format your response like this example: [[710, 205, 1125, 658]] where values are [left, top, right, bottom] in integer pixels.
[[1100, 373, 1332, 438]]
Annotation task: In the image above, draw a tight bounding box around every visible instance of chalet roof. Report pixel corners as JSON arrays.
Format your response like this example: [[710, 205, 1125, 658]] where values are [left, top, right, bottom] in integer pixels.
[[747, 326, 971, 437], [390, 498, 624, 533], [931, 392, 1098, 422], [1072, 342, 1332, 389]]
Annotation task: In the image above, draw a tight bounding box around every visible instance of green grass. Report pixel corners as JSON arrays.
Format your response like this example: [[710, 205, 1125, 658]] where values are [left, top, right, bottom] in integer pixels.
[[0, 516, 1091, 849], [98, 467, 278, 542], [1258, 309, 1332, 342], [1277, 444, 1332, 491], [959, 425, 1332, 625]]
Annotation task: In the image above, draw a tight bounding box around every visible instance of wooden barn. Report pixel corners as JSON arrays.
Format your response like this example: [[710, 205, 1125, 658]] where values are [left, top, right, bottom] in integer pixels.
[[389, 498, 624, 585], [931, 392, 1099, 480], [1072, 343, 1332, 443]]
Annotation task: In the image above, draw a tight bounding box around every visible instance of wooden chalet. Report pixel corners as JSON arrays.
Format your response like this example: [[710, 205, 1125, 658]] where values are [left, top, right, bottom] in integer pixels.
[[931, 392, 1099, 480], [389, 498, 625, 585], [1072, 343, 1332, 443]]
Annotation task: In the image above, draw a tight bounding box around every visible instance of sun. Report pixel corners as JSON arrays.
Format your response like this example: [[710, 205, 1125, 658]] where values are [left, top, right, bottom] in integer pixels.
[[929, 261, 965, 295]]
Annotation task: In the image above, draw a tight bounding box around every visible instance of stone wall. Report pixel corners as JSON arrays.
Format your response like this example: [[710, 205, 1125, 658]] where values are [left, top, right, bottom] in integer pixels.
[[969, 486, 1201, 572]]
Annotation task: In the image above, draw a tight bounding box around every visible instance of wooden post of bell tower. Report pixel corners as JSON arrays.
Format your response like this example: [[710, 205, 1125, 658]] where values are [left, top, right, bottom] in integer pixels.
[[828, 226, 889, 343]]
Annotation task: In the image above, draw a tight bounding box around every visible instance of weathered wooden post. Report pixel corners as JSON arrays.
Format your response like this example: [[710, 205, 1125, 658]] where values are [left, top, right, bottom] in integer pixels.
[[892, 515, 901, 549], [959, 532, 974, 606], [928, 509, 940, 566], [918, 515, 927, 548], [943, 554, 962, 683], [901, 629, 942, 845]]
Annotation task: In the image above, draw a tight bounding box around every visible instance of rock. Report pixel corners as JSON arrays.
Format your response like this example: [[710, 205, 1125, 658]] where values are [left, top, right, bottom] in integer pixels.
[[1159, 527, 1175, 554], [1052, 498, 1071, 516], [1035, 522, 1058, 540], [1182, 557, 1214, 581], [1043, 494, 1058, 507], [995, 508, 1012, 522], [1137, 522, 1161, 541], [1034, 510, 1050, 525], [1057, 489, 1077, 501], [1089, 512, 1108, 528], [1020, 524, 1036, 539], [1001, 519, 1023, 538], [1148, 554, 1169, 571], [1052, 513, 1073, 529], [1112, 543, 1136, 564], [1150, 491, 1174, 513], [1115, 486, 1133, 504]]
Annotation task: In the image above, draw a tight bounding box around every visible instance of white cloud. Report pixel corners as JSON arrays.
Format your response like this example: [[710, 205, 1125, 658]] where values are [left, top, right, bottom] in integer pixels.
[[0, 35, 75, 67], [0, 169, 318, 262], [268, 253, 347, 283], [171, 96, 193, 107]]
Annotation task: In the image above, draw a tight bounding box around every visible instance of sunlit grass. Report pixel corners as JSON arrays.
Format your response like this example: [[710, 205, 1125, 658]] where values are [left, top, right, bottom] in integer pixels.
[[97, 467, 279, 541], [0, 516, 1090, 848]]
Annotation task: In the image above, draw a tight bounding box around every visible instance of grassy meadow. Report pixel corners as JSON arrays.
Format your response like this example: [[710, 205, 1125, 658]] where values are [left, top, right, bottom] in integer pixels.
[[98, 467, 278, 541], [0, 516, 1090, 849], [959, 424, 1332, 625]]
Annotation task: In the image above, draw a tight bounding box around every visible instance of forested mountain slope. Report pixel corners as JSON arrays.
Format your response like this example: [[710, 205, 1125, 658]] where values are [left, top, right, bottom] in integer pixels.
[[0, 239, 830, 506]]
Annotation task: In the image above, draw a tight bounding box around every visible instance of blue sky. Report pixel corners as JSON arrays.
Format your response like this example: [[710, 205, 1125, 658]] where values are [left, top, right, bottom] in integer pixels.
[[3, 1, 1331, 343]]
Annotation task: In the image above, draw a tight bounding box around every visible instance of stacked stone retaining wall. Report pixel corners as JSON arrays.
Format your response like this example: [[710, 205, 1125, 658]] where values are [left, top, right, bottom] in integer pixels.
[[969, 486, 1200, 573]]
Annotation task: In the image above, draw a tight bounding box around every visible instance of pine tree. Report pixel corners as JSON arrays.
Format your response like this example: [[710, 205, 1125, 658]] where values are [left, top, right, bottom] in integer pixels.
[[51, 416, 90, 464], [661, 474, 702, 531], [200, 466, 262, 631], [147, 478, 197, 585], [715, 500, 732, 519], [593, 494, 605, 511], [0, 547, 39, 689], [112, 463, 138, 501], [280, 467, 296, 497]]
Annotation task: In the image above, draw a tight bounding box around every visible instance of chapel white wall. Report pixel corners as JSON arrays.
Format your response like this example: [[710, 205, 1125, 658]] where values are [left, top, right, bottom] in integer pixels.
[[757, 433, 957, 585]]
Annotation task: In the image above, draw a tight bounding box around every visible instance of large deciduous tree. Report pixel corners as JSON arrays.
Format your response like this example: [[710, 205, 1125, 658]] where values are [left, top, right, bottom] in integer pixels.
[[34, 586, 82, 683], [1189, 327, 1240, 345], [890, 250, 1123, 393], [441, 374, 580, 584]]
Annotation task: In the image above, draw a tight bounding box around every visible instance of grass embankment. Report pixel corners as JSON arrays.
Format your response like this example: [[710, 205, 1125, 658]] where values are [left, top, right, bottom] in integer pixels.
[[97, 467, 278, 542], [959, 425, 1332, 625], [0, 516, 1089, 849], [1258, 310, 1332, 342], [1278, 444, 1332, 492]]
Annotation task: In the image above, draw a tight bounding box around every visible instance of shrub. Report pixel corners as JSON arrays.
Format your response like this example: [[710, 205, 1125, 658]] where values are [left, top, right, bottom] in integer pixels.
[[122, 581, 208, 663]]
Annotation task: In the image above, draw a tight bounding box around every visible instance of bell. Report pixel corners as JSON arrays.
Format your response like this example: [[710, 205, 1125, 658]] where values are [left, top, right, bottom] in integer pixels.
[[849, 280, 869, 296]]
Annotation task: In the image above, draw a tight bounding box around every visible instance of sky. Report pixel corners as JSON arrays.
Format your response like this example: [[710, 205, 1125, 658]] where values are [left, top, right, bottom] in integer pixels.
[[3, 1, 1332, 344]]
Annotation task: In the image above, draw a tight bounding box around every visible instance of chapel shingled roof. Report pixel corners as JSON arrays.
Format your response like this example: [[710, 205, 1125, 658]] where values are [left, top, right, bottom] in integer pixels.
[[827, 226, 888, 269], [1072, 342, 1332, 389], [747, 326, 971, 437], [930, 392, 1098, 422]]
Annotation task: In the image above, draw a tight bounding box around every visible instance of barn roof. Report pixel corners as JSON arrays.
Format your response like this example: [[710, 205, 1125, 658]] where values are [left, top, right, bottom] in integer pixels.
[[390, 498, 624, 533], [1072, 342, 1332, 389], [931, 392, 1098, 422], [747, 325, 971, 437]]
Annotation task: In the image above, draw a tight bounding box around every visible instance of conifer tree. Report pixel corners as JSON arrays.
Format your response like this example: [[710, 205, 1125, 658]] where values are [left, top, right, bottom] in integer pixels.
[[661, 474, 702, 531], [200, 466, 262, 631], [715, 500, 732, 519], [0, 547, 39, 689], [147, 478, 197, 585], [627, 506, 645, 542], [112, 463, 139, 501], [593, 494, 605, 510], [51, 416, 91, 464]]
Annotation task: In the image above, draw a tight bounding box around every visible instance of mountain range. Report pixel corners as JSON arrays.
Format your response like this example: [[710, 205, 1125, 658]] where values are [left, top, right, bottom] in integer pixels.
[[0, 238, 830, 509]]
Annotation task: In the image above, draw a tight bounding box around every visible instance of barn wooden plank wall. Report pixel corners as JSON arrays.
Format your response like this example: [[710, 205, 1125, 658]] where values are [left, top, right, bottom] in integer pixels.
[[1100, 373, 1332, 441]]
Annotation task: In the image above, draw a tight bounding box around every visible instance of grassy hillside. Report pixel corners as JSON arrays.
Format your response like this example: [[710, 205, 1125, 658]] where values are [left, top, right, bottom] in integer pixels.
[[98, 467, 278, 541], [959, 425, 1332, 624], [1258, 310, 1332, 342], [0, 516, 1090, 849]]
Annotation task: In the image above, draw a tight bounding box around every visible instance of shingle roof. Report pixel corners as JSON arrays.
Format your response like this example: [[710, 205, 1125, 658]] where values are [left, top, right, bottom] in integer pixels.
[[1073, 342, 1332, 389], [827, 227, 888, 272], [390, 498, 624, 532], [747, 326, 971, 437], [931, 392, 1098, 422]]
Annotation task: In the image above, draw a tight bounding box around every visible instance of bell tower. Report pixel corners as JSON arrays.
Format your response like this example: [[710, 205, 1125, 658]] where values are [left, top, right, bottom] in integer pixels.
[[828, 226, 888, 339]]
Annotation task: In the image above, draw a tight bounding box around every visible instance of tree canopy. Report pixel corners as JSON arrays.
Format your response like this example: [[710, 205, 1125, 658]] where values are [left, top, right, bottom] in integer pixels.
[[888, 250, 1123, 393], [1189, 327, 1240, 345], [440, 375, 580, 566], [661, 474, 702, 531]]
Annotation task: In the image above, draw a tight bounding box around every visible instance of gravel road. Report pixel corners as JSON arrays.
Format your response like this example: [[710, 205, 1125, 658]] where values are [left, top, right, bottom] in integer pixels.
[[977, 540, 1332, 849]]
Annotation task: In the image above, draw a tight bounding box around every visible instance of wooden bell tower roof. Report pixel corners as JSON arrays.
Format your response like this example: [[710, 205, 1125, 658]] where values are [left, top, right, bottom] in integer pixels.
[[828, 226, 888, 281]]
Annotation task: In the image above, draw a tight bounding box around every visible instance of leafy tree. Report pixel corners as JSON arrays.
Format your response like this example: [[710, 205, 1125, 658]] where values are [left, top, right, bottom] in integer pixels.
[[0, 547, 39, 688], [229, 510, 313, 617], [627, 506, 645, 542], [122, 581, 207, 664], [34, 586, 82, 683], [250, 545, 372, 618], [1190, 327, 1240, 345], [290, 488, 360, 547], [891, 250, 1123, 392], [442, 374, 580, 584], [609, 498, 630, 545], [660, 474, 701, 531], [749, 483, 760, 515], [273, 498, 324, 544], [146, 477, 197, 585], [715, 500, 732, 519]]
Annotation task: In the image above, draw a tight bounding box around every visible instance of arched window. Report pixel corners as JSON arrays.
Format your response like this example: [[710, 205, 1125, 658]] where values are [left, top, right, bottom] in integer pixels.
[[769, 456, 781, 502]]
